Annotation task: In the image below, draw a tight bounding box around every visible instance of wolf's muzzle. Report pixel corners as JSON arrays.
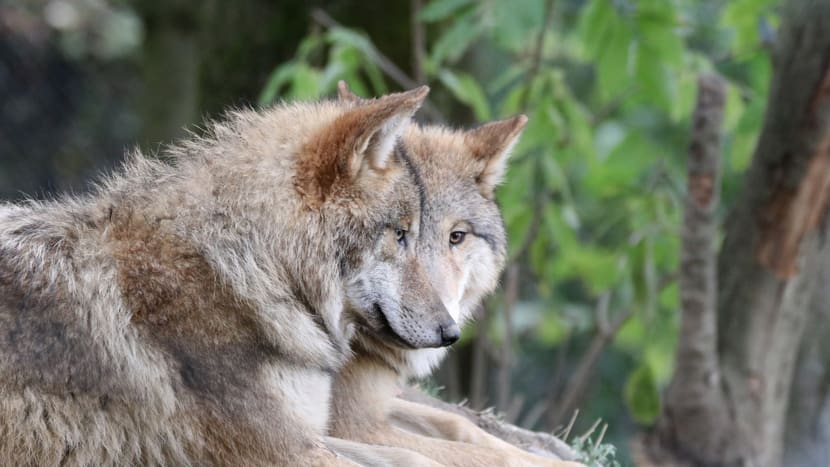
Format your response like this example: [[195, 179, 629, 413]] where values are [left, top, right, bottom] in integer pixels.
[[439, 323, 460, 346]]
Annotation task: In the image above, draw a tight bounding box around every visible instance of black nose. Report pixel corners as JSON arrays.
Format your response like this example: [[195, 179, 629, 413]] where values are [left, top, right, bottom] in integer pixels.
[[440, 323, 461, 347]]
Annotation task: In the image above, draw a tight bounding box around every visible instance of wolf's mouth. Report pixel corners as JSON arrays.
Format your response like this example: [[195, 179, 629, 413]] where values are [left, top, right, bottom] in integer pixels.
[[372, 302, 417, 349]]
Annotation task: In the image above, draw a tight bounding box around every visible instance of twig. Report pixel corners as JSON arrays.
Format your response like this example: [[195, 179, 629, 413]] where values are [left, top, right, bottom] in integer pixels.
[[509, 0, 557, 264], [470, 303, 493, 409], [497, 264, 520, 411], [547, 274, 676, 427], [590, 85, 638, 125], [518, 0, 556, 110], [507, 178, 546, 264], [410, 0, 427, 84], [664, 73, 726, 428], [548, 304, 633, 427], [310, 8, 445, 122], [559, 409, 579, 441]]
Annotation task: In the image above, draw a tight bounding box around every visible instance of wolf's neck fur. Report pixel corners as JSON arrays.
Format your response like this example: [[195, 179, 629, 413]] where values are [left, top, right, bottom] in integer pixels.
[[329, 354, 401, 436]]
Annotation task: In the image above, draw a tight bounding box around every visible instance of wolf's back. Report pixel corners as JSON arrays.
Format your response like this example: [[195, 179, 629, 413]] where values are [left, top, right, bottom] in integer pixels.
[[0, 203, 188, 465]]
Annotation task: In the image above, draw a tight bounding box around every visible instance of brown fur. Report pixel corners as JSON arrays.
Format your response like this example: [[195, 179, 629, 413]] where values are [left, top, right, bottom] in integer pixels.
[[0, 88, 452, 466], [330, 82, 584, 466]]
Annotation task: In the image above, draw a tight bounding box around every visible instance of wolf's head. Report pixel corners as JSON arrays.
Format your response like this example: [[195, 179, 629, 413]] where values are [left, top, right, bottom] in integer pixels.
[[337, 82, 525, 374], [405, 116, 526, 327], [294, 86, 458, 350]]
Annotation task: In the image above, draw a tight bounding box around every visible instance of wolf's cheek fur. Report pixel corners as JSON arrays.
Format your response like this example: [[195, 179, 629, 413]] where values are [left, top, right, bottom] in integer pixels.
[[344, 241, 456, 350], [426, 235, 500, 326]]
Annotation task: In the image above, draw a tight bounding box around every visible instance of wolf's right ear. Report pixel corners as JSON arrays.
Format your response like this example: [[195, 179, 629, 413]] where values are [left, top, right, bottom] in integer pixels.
[[464, 115, 528, 199], [337, 80, 365, 104], [297, 86, 430, 206]]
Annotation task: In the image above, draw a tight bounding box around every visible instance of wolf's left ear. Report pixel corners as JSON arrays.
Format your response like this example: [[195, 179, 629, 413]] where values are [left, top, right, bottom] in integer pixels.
[[347, 85, 429, 175], [464, 115, 528, 199], [298, 85, 429, 206], [337, 80, 365, 104]]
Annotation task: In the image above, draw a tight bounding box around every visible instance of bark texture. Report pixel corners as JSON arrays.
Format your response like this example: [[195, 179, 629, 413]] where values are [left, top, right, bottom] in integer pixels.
[[649, 1, 830, 466], [783, 252, 830, 467], [659, 73, 733, 461]]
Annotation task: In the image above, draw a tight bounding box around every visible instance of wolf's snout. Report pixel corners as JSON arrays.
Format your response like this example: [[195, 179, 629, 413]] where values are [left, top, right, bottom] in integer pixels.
[[439, 323, 460, 347]]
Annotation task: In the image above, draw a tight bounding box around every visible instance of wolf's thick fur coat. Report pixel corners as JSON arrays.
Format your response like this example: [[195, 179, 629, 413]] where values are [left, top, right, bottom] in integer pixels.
[[0, 88, 457, 466], [329, 83, 583, 467]]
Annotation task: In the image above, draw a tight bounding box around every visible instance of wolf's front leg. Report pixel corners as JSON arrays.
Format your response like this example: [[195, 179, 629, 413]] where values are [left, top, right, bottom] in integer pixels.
[[324, 436, 446, 467], [387, 398, 585, 467]]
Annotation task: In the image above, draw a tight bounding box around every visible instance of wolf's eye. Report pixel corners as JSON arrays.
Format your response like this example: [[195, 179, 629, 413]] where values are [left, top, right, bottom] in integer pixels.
[[449, 231, 466, 246], [395, 228, 407, 246]]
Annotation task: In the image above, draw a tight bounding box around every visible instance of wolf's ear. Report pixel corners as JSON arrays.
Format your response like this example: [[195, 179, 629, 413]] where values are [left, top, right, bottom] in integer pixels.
[[348, 85, 429, 174], [297, 86, 429, 206], [337, 80, 365, 104], [464, 115, 528, 199]]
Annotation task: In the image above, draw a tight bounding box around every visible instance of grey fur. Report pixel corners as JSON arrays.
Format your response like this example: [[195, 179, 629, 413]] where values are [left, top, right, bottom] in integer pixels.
[[0, 90, 452, 465]]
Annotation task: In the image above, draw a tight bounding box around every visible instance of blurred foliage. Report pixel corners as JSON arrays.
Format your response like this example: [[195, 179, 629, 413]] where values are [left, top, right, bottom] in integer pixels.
[[2, 0, 782, 462], [258, 0, 779, 457]]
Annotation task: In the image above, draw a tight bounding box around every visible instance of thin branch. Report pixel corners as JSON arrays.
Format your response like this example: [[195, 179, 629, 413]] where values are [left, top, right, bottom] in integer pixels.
[[548, 304, 634, 427], [590, 85, 638, 125], [509, 0, 557, 264], [410, 0, 427, 84], [547, 274, 677, 427], [470, 303, 493, 410], [310, 8, 445, 122], [664, 73, 726, 422], [497, 264, 520, 411], [518, 0, 556, 110]]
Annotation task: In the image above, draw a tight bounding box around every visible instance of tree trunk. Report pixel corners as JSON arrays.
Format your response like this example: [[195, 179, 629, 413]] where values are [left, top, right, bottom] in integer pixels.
[[782, 252, 830, 467], [647, 1, 830, 466], [134, 0, 201, 150]]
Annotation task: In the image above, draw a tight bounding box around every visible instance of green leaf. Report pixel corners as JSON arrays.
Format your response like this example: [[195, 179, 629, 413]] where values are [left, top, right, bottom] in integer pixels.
[[438, 69, 491, 120], [429, 13, 482, 67], [596, 16, 633, 101], [623, 363, 660, 425], [553, 245, 618, 293], [419, 0, 476, 23], [535, 309, 568, 344], [629, 235, 657, 317], [584, 132, 658, 197], [296, 34, 324, 61], [728, 97, 765, 171], [290, 64, 323, 99], [634, 44, 673, 112], [579, 0, 615, 58], [672, 68, 698, 122], [506, 208, 533, 258], [489, 0, 545, 51], [529, 232, 549, 276], [724, 81, 746, 133], [638, 18, 684, 69], [258, 62, 297, 106]]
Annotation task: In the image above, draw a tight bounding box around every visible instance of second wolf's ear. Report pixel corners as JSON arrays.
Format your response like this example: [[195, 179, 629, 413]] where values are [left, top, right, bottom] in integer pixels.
[[464, 115, 528, 199], [337, 80, 365, 104], [297, 86, 429, 206], [347, 85, 429, 175]]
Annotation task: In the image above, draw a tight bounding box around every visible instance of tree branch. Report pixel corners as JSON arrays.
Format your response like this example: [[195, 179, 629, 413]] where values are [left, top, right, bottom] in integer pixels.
[[310, 8, 445, 122], [549, 293, 633, 427], [518, 0, 556, 111], [410, 0, 427, 85], [656, 73, 732, 460], [497, 264, 520, 413]]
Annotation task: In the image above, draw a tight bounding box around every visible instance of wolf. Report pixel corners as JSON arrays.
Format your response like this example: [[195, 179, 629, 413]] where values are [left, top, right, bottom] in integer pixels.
[[328, 82, 583, 466], [0, 86, 455, 466]]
